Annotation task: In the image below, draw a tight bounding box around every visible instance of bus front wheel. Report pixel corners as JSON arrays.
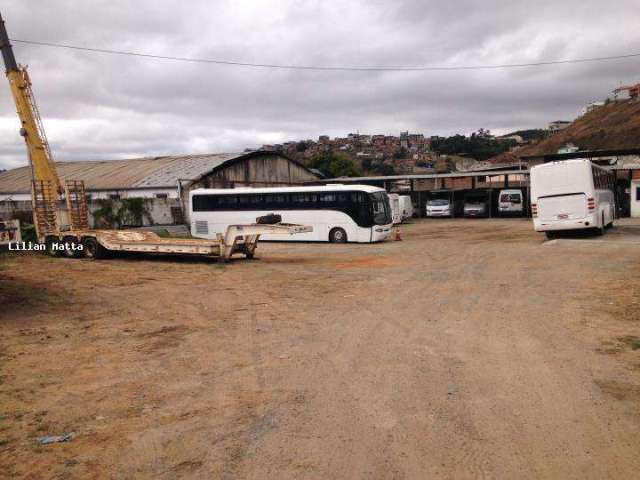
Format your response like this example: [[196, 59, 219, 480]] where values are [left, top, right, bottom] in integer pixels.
[[329, 227, 347, 243]]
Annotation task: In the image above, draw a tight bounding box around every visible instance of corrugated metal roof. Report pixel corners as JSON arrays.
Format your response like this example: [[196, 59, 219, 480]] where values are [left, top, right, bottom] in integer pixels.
[[318, 169, 531, 183], [0, 153, 250, 193]]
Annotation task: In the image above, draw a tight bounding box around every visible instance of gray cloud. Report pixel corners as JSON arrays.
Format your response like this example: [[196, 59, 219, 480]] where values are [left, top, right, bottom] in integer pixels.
[[0, 0, 638, 169]]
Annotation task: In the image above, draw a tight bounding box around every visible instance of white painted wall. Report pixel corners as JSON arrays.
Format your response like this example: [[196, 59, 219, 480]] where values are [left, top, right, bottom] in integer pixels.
[[0, 193, 30, 201], [0, 188, 178, 202], [88, 188, 178, 199]]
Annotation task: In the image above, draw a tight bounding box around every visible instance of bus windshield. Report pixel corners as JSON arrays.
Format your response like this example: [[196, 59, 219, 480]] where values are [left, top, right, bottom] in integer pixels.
[[370, 192, 392, 225]]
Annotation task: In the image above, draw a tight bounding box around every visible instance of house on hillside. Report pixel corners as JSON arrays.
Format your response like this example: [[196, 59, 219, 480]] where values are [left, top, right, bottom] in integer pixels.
[[548, 120, 572, 133]]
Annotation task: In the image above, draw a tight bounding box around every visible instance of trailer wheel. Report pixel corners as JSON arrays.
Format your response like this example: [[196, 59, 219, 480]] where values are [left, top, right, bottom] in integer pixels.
[[45, 236, 61, 257], [62, 236, 83, 258], [329, 227, 347, 243], [544, 231, 556, 240], [82, 237, 106, 259]]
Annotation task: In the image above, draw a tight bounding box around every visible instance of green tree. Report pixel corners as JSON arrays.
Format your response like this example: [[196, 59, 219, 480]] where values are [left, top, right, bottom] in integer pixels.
[[309, 152, 363, 177], [431, 129, 516, 161]]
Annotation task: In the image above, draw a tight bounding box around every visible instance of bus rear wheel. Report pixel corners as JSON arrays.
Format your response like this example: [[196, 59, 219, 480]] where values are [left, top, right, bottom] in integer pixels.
[[329, 227, 347, 243]]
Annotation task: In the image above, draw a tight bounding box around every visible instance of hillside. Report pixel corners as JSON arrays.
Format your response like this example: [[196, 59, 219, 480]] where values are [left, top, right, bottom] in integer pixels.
[[518, 100, 640, 157], [500, 129, 548, 142]]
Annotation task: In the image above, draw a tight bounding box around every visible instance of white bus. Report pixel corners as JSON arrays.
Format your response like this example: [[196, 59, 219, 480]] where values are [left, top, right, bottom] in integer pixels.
[[530, 159, 616, 238], [189, 185, 393, 243], [387, 193, 402, 224], [399, 195, 414, 221]]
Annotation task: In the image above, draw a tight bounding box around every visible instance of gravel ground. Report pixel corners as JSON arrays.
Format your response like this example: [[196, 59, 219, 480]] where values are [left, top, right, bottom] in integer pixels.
[[1, 218, 639, 479]]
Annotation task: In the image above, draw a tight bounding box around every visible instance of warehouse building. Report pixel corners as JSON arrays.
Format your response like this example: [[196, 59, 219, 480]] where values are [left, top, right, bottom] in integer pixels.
[[0, 151, 319, 226]]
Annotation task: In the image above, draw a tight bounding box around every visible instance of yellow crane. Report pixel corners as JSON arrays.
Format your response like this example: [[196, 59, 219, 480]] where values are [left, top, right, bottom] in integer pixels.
[[0, 12, 88, 246], [0, 12, 311, 260]]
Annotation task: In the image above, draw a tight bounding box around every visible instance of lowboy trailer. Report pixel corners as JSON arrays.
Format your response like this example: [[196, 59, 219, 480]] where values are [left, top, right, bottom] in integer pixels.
[[45, 223, 312, 261]]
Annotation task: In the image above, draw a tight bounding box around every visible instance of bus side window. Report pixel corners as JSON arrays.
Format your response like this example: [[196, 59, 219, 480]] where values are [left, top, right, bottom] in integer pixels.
[[350, 192, 363, 203], [274, 194, 288, 208], [350, 192, 368, 225], [291, 193, 314, 207], [319, 193, 336, 205], [238, 194, 256, 209], [336, 193, 348, 204], [192, 195, 207, 211], [218, 195, 238, 209]]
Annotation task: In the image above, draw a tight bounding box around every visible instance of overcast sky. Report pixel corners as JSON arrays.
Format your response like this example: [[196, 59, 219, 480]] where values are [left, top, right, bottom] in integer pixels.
[[0, 0, 638, 169]]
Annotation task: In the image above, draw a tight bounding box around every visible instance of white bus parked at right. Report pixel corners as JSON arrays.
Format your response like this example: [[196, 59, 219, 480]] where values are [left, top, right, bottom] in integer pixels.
[[530, 159, 615, 238]]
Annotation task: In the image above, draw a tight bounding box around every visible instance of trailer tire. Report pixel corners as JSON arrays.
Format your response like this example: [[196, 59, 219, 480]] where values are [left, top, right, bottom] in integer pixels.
[[61, 236, 83, 258], [544, 231, 556, 240], [45, 236, 61, 257], [82, 237, 107, 259], [329, 227, 347, 243]]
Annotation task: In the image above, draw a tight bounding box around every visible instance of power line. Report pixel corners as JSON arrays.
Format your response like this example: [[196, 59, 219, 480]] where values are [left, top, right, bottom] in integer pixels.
[[10, 38, 640, 72]]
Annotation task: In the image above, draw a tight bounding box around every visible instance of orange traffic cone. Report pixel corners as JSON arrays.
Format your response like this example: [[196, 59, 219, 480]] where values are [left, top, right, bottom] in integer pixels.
[[395, 227, 402, 241]]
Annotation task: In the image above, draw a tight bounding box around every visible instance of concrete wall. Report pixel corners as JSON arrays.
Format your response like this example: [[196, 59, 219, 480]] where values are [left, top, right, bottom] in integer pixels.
[[0, 197, 182, 227]]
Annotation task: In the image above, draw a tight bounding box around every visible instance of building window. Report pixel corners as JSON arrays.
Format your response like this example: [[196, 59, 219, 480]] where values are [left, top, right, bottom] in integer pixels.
[[155, 193, 168, 199], [109, 193, 121, 200], [636, 185, 640, 202]]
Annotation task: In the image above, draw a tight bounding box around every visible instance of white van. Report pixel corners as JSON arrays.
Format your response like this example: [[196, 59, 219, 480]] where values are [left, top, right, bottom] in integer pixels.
[[530, 159, 615, 238], [388, 193, 402, 224], [426, 190, 454, 217], [399, 195, 413, 221], [498, 189, 523, 215]]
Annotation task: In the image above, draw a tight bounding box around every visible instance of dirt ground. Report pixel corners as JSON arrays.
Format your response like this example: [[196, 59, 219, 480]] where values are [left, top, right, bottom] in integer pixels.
[[1, 218, 640, 479]]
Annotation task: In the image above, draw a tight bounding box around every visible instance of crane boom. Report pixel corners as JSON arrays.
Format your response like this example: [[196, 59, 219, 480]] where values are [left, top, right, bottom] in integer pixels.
[[0, 13, 61, 194]]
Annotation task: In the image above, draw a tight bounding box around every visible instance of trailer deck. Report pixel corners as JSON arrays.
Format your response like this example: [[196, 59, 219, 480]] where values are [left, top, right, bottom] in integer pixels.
[[50, 223, 313, 260]]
